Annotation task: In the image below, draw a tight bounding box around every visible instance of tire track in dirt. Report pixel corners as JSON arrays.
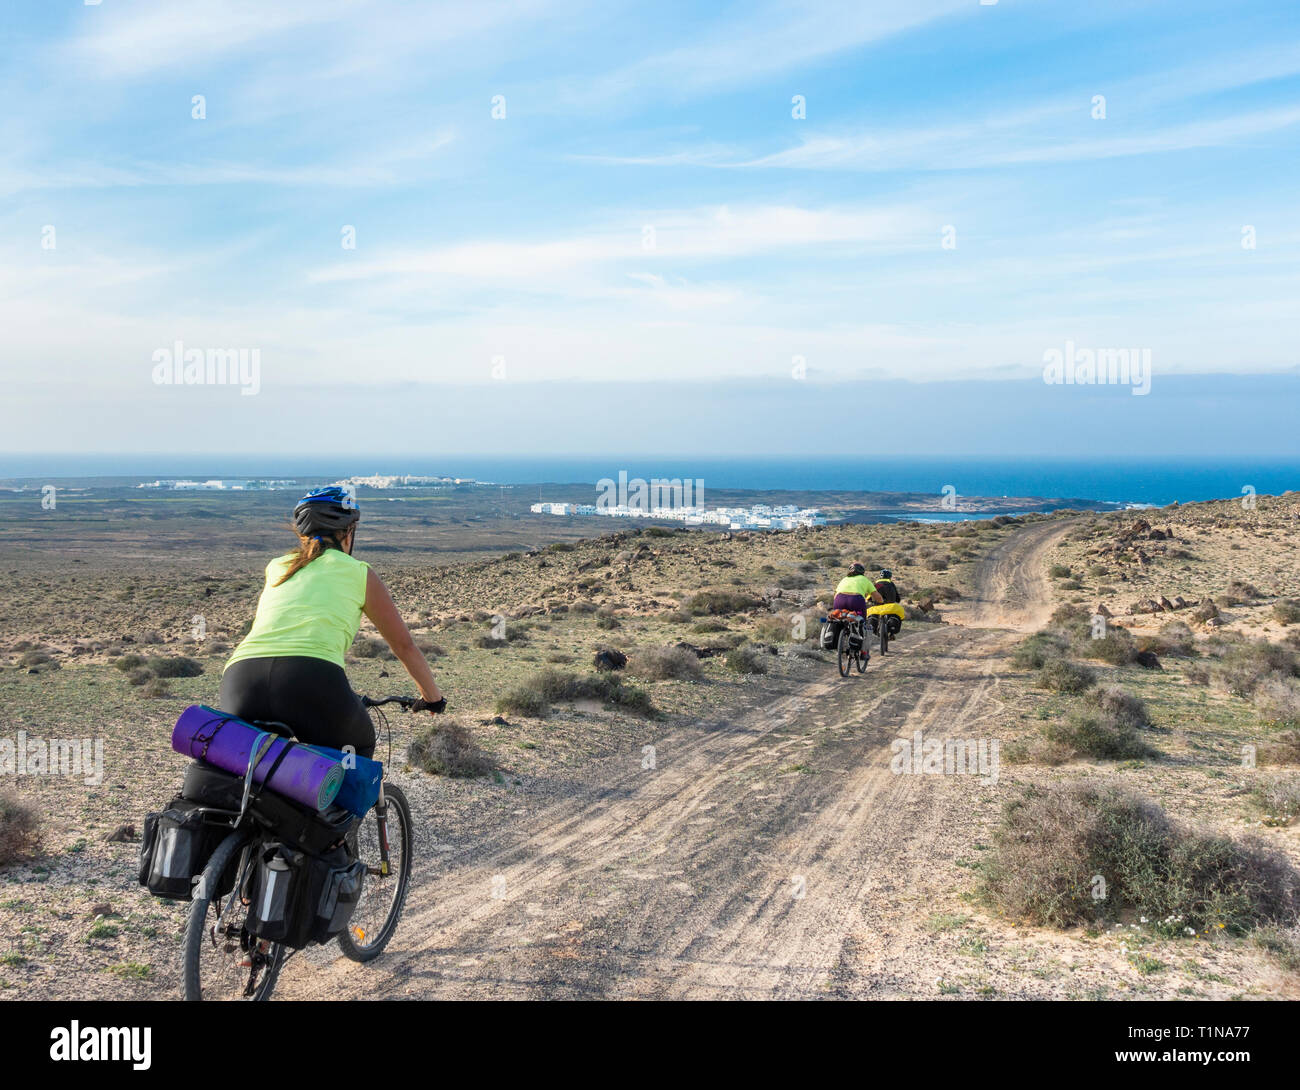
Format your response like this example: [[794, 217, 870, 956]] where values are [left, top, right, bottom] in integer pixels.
[[952, 520, 1071, 632], [280, 523, 1062, 1000]]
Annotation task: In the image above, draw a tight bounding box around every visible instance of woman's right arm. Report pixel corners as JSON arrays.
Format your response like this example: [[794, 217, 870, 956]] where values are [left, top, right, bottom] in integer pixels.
[[363, 568, 444, 709]]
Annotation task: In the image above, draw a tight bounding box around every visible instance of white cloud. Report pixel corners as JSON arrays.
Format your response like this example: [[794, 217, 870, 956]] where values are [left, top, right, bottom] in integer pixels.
[[309, 202, 928, 284]]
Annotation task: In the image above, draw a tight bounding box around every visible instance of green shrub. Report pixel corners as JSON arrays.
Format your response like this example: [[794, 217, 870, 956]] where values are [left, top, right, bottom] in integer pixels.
[[145, 656, 204, 678], [685, 590, 765, 616], [1048, 564, 1072, 579], [495, 669, 658, 719], [1014, 632, 1067, 670], [1083, 629, 1137, 666], [112, 654, 146, 672], [725, 646, 770, 675], [494, 686, 549, 718], [1041, 709, 1155, 760], [1036, 658, 1096, 694]]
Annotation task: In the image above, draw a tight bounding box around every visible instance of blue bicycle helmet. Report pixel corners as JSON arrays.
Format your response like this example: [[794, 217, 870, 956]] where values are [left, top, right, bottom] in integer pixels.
[[293, 486, 359, 536], [880, 569, 893, 579]]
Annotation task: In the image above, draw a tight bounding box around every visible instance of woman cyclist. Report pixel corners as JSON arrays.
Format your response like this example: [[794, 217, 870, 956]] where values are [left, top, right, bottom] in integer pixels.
[[832, 563, 884, 616], [218, 486, 445, 758]]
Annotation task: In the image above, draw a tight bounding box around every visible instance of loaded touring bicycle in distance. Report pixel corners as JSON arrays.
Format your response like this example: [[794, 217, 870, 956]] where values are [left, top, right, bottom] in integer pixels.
[[138, 698, 429, 1001]]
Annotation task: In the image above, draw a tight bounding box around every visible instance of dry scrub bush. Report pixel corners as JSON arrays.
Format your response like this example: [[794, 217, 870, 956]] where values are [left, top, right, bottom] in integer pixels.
[[495, 669, 657, 719], [0, 793, 40, 865], [982, 782, 1298, 933], [408, 721, 496, 778], [628, 646, 703, 682]]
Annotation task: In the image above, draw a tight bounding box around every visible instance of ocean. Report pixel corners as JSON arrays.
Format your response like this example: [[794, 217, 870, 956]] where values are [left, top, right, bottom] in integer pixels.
[[2, 455, 1298, 508]]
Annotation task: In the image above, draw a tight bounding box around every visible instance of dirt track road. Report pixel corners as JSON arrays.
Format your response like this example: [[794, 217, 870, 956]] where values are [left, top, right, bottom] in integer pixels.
[[281, 522, 1067, 1000]]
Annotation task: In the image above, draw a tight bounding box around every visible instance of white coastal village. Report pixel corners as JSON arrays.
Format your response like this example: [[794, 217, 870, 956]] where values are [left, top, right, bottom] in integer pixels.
[[530, 500, 827, 531]]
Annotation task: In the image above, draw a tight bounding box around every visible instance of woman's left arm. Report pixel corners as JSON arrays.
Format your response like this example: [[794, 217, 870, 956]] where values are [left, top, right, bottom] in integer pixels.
[[363, 568, 444, 707]]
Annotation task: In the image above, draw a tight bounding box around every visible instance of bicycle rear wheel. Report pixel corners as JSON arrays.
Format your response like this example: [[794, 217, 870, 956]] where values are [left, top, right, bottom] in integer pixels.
[[837, 630, 853, 676], [181, 831, 284, 1001], [337, 782, 413, 962], [880, 616, 889, 655]]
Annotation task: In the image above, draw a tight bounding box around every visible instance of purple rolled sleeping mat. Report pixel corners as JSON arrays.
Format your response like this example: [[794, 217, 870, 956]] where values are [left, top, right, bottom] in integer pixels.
[[171, 704, 345, 812]]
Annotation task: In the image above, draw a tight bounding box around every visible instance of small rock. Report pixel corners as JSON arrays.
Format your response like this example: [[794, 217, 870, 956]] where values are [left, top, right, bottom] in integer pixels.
[[89, 902, 114, 917], [1134, 650, 1163, 670], [105, 823, 136, 843]]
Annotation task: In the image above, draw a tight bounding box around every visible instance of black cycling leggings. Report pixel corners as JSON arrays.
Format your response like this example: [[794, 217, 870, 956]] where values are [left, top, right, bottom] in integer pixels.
[[218, 656, 376, 759]]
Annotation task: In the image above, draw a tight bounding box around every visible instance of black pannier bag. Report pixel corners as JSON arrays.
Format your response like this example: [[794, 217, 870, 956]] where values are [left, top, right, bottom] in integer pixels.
[[313, 850, 367, 941], [819, 619, 841, 650], [244, 841, 305, 943], [244, 841, 367, 949], [137, 799, 228, 901]]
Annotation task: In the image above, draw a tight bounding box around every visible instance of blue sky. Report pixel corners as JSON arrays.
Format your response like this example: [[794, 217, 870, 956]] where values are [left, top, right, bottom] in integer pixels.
[[2, 0, 1299, 455]]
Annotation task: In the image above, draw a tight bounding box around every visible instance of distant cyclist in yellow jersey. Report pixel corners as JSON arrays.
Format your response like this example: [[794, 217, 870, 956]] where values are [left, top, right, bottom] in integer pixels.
[[219, 487, 445, 758]]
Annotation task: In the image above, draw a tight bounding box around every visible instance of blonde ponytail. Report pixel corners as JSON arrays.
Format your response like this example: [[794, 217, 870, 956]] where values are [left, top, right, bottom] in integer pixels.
[[272, 527, 329, 586]]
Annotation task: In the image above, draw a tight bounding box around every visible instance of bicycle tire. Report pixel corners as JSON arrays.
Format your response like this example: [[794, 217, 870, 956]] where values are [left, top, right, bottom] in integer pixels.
[[182, 830, 284, 1001], [837, 629, 852, 677], [337, 783, 413, 962], [880, 616, 889, 655]]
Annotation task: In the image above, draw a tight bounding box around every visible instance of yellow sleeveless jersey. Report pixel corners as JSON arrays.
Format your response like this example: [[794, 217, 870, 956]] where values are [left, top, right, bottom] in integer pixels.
[[224, 549, 369, 671], [834, 574, 877, 598]]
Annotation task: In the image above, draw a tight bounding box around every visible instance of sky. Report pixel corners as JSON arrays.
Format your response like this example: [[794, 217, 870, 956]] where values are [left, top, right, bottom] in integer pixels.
[[1, 0, 1299, 457]]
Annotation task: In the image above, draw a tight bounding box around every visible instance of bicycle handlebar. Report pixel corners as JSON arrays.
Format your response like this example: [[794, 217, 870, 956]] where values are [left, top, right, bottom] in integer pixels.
[[362, 695, 446, 713]]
